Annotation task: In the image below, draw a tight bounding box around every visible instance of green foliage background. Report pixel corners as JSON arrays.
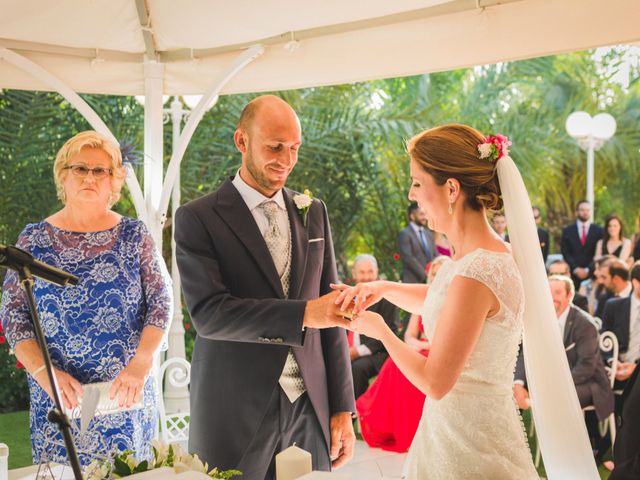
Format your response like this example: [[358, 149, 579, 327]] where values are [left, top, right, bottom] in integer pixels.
[[1, 47, 639, 411]]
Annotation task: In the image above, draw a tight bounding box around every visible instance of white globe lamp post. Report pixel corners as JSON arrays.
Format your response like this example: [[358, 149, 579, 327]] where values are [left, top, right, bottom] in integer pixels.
[[565, 111, 616, 219]]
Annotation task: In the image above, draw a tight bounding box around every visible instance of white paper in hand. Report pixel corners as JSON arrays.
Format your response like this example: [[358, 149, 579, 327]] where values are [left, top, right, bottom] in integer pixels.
[[63, 381, 144, 419], [80, 385, 100, 435]]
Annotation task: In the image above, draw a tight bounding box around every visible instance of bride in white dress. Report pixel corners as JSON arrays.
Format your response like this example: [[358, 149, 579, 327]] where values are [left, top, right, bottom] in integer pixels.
[[333, 124, 598, 479]]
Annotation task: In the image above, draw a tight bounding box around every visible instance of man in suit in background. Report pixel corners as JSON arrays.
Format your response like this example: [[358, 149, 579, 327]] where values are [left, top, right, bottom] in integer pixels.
[[602, 262, 640, 411], [514, 275, 614, 457], [491, 212, 508, 242], [597, 260, 633, 320], [561, 200, 604, 290], [398, 203, 435, 284], [548, 259, 589, 312], [347, 254, 399, 399], [175, 95, 355, 479], [533, 206, 550, 263]]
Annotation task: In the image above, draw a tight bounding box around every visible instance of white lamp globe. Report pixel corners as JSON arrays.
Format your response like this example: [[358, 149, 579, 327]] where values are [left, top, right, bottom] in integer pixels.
[[566, 111, 592, 138], [182, 95, 202, 110], [591, 113, 616, 140], [183, 95, 219, 111], [134, 95, 170, 106]]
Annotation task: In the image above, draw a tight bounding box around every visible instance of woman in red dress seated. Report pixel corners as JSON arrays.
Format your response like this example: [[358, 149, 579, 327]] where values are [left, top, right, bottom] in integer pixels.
[[355, 256, 450, 452]]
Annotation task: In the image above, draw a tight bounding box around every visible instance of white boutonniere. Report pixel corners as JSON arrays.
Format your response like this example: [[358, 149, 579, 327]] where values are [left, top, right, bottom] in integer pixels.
[[293, 189, 313, 226]]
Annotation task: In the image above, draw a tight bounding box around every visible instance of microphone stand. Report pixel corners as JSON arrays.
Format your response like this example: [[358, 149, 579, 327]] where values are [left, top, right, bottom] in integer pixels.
[[17, 265, 83, 480]]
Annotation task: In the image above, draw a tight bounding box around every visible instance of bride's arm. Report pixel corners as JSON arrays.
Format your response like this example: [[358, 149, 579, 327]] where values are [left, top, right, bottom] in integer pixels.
[[333, 281, 428, 315], [380, 281, 429, 314], [354, 276, 497, 399]]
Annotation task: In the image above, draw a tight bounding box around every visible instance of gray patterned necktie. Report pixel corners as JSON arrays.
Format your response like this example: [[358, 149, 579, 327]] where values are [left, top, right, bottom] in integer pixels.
[[261, 201, 291, 296], [261, 200, 305, 402]]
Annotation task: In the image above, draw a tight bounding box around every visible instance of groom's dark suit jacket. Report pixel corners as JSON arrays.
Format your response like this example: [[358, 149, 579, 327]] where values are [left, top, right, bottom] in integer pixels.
[[175, 178, 355, 470]]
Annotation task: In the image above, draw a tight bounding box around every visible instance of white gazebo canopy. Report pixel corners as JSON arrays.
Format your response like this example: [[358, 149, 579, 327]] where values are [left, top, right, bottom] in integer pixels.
[[2, 0, 639, 96], [2, 2, 639, 478]]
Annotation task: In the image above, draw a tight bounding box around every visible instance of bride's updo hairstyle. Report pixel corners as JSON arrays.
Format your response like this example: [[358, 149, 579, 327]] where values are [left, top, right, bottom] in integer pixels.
[[407, 124, 503, 211]]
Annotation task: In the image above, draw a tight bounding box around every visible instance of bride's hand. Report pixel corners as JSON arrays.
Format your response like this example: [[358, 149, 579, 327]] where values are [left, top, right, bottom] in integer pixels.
[[330, 281, 384, 316], [349, 311, 389, 341]]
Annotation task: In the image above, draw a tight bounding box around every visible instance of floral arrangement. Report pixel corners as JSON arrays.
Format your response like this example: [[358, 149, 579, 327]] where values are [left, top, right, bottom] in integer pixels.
[[293, 189, 313, 226], [83, 441, 241, 479], [477, 134, 512, 162]]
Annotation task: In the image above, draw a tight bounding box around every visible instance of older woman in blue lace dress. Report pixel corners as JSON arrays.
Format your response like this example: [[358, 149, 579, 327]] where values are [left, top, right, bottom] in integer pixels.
[[0, 131, 172, 465]]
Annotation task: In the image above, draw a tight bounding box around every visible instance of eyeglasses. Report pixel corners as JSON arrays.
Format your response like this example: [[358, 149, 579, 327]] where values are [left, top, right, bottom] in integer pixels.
[[64, 165, 113, 179]]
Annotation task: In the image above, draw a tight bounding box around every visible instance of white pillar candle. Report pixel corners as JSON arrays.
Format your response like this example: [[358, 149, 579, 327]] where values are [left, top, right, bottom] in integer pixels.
[[275, 444, 312, 480], [0, 443, 7, 480]]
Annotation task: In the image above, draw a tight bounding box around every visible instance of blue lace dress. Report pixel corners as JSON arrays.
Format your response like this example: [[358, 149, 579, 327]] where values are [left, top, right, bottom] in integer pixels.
[[0, 217, 172, 465]]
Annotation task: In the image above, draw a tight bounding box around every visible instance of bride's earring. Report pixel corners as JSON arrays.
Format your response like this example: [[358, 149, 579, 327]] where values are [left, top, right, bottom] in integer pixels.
[[448, 201, 453, 215]]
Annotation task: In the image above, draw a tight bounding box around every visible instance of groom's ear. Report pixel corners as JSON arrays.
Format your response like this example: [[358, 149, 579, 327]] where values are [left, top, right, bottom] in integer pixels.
[[234, 128, 249, 154]]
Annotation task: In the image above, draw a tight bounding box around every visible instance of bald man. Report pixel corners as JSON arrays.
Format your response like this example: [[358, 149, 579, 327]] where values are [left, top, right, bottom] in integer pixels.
[[175, 95, 356, 479]]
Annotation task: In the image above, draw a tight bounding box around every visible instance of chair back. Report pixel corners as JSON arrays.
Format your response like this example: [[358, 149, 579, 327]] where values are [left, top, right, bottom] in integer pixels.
[[157, 357, 191, 447]]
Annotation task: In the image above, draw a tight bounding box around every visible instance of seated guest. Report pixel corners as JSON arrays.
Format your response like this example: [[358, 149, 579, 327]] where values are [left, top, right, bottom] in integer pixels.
[[513, 275, 614, 456], [349, 254, 399, 399], [355, 256, 449, 453], [602, 262, 640, 401], [595, 214, 633, 263], [596, 260, 632, 320], [580, 255, 615, 316], [548, 259, 589, 312], [0, 131, 172, 465]]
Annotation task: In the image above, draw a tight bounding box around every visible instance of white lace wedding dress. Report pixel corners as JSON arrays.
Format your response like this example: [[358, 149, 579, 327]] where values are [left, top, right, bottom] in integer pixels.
[[403, 248, 539, 479]]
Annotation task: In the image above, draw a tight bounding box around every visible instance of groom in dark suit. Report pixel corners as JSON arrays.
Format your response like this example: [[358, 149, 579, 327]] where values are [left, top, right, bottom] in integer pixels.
[[175, 95, 356, 480]]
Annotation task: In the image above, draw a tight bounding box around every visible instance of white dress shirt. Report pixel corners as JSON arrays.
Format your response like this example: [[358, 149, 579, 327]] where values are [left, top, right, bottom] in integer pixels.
[[622, 293, 640, 363], [352, 333, 372, 357], [557, 305, 571, 335], [576, 219, 592, 238], [617, 283, 633, 298]]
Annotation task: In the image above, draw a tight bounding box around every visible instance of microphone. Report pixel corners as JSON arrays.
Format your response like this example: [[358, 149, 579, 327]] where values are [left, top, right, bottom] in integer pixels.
[[0, 244, 78, 286]]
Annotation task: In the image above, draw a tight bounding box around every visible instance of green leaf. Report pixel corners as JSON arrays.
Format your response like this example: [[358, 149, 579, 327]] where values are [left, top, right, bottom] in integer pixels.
[[134, 460, 149, 473], [113, 456, 132, 477]]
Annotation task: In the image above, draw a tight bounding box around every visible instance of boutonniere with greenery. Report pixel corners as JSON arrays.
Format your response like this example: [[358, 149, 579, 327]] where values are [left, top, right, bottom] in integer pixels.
[[293, 189, 313, 227]]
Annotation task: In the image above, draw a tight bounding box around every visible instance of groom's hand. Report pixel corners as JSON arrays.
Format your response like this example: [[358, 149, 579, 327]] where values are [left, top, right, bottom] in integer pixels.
[[329, 412, 355, 469], [303, 291, 351, 329]]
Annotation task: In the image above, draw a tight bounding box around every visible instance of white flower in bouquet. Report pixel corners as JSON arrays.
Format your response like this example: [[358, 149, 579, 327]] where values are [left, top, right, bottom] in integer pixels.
[[125, 453, 138, 471], [151, 439, 169, 466], [174, 453, 208, 475]]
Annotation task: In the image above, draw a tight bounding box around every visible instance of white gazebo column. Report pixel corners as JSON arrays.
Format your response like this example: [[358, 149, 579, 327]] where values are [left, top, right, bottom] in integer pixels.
[[143, 61, 166, 245], [164, 97, 189, 412]]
